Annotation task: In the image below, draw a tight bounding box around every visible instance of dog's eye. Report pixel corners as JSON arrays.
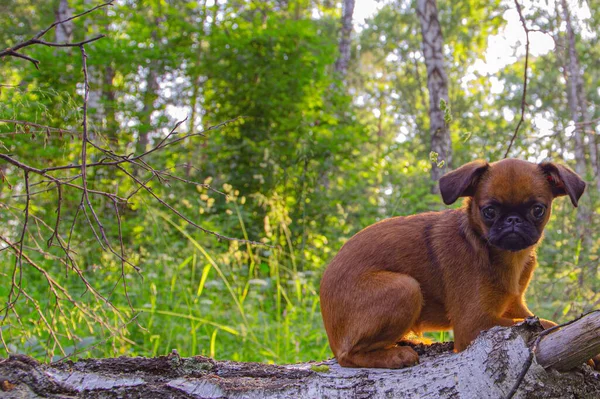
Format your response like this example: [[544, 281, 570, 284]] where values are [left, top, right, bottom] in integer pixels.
[[482, 206, 497, 220], [531, 204, 546, 219]]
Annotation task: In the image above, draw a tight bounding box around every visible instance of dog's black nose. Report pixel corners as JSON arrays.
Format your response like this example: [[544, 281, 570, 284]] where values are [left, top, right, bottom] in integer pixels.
[[506, 215, 523, 225]]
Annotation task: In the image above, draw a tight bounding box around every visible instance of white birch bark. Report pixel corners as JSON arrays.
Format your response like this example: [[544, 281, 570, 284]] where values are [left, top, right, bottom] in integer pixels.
[[561, 0, 587, 177], [416, 0, 451, 191], [560, 0, 596, 285], [2, 319, 599, 398], [55, 0, 73, 43]]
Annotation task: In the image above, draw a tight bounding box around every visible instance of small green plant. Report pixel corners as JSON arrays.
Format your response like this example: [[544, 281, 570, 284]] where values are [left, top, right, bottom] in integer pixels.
[[429, 151, 445, 168], [439, 98, 452, 125]]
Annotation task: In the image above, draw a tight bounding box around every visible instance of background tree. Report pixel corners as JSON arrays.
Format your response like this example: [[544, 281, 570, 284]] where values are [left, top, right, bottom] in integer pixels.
[[417, 0, 451, 190], [334, 0, 356, 79]]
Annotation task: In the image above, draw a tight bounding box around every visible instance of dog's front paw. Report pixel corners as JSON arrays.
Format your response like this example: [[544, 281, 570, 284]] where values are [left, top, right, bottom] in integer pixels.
[[588, 354, 600, 370], [538, 318, 558, 330]]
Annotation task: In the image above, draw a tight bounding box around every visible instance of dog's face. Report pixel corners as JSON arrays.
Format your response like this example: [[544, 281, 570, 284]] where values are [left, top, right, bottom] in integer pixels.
[[439, 159, 586, 252]]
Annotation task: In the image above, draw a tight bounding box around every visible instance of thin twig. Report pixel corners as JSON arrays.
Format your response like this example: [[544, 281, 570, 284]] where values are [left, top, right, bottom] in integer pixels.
[[0, 235, 124, 329], [504, 0, 530, 158], [5, 171, 30, 315], [0, 1, 113, 68], [0, 0, 267, 359], [51, 313, 141, 364], [0, 118, 237, 175], [115, 164, 268, 246], [504, 310, 600, 399], [0, 119, 79, 137], [19, 290, 66, 357], [112, 197, 135, 308], [47, 182, 63, 247], [78, 44, 107, 245]]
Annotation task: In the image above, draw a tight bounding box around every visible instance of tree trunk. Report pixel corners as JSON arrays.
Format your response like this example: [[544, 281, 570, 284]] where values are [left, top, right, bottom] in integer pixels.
[[185, 76, 203, 177], [561, 0, 587, 177], [103, 64, 118, 144], [334, 0, 355, 80], [54, 0, 73, 43], [1, 317, 599, 398], [185, 1, 209, 177], [136, 68, 159, 155], [136, 23, 161, 156], [83, 0, 105, 137], [560, 0, 596, 286], [588, 120, 599, 192], [535, 312, 600, 372], [416, 0, 451, 193]]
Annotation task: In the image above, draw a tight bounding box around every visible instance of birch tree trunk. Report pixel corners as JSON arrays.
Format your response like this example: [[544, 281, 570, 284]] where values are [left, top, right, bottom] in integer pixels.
[[334, 0, 355, 80], [417, 0, 451, 193], [83, 0, 105, 138], [560, 0, 596, 285], [2, 318, 599, 398], [561, 0, 588, 177], [54, 0, 73, 43]]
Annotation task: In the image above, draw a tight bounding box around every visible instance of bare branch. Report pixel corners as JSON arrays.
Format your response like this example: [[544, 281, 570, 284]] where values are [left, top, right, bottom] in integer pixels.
[[77, 44, 108, 247], [0, 0, 269, 360], [5, 171, 30, 315], [0, 1, 113, 68], [0, 118, 238, 175], [0, 119, 79, 137], [504, 0, 530, 158], [504, 310, 600, 399], [47, 182, 63, 248], [115, 164, 266, 246]]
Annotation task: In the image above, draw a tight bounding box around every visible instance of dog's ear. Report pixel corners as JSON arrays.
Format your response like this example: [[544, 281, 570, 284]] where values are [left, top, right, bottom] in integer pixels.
[[539, 162, 586, 207], [439, 160, 489, 205]]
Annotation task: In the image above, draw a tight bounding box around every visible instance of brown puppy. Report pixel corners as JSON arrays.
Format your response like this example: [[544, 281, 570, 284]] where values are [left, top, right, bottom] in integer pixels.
[[320, 159, 588, 368]]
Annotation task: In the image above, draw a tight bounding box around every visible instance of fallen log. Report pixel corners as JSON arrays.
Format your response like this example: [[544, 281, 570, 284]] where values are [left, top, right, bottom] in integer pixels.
[[535, 311, 600, 372], [1, 314, 599, 398]]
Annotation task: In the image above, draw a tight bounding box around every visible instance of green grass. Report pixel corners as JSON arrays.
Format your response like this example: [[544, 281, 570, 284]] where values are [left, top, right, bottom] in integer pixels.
[[1, 196, 598, 364], [0, 200, 330, 364]]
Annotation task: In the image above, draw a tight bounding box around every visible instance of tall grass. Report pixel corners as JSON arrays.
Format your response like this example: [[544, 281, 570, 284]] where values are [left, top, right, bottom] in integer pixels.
[[1, 188, 598, 363], [122, 202, 329, 363], [0, 192, 330, 363]]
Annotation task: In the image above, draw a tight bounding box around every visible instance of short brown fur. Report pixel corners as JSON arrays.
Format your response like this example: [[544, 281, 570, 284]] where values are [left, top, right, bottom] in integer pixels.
[[320, 159, 596, 369]]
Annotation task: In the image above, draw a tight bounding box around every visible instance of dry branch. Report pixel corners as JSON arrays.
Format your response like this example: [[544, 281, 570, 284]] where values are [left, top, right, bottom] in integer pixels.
[[504, 0, 531, 158], [0, 1, 113, 69], [0, 319, 599, 399], [535, 311, 600, 371], [0, 1, 266, 358], [504, 310, 600, 398]]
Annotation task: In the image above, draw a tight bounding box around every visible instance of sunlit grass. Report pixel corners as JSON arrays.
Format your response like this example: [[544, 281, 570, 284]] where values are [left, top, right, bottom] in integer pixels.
[[1, 193, 598, 363]]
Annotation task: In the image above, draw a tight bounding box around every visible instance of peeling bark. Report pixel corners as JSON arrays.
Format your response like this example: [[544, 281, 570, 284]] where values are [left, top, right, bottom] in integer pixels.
[[417, 0, 451, 192], [1, 319, 599, 399], [536, 312, 600, 372]]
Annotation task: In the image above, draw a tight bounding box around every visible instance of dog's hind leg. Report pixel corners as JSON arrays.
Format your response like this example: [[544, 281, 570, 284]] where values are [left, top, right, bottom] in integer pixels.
[[324, 271, 423, 369]]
